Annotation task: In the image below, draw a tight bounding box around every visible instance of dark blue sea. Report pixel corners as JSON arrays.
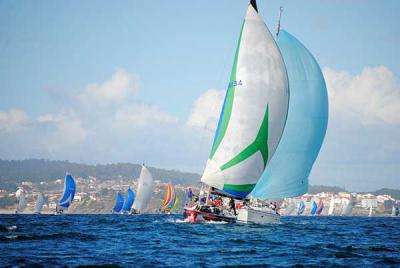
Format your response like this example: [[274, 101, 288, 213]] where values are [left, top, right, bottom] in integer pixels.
[[1, 214, 399, 267]]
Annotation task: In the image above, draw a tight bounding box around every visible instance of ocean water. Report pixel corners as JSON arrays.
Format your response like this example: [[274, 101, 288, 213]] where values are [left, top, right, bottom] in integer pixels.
[[1, 214, 399, 267]]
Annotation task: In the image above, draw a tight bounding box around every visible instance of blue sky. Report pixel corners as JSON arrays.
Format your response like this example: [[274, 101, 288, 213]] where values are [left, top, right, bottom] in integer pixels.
[[0, 1, 399, 191]]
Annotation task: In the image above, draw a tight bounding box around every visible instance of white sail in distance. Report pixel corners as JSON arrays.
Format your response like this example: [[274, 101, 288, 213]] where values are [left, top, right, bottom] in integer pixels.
[[341, 198, 352, 216], [285, 199, 295, 215], [133, 165, 155, 212], [328, 196, 335, 216], [34, 193, 45, 214], [16, 189, 27, 213], [201, 3, 289, 198]]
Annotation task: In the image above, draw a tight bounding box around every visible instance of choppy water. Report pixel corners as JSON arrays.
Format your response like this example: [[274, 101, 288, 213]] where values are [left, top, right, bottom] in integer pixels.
[[1, 214, 399, 267]]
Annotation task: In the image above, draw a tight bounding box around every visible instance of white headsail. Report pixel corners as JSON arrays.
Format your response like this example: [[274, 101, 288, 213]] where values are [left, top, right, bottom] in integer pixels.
[[132, 165, 155, 212], [341, 198, 353, 216], [285, 199, 295, 215], [328, 196, 335, 216], [16, 189, 27, 213], [201, 2, 289, 198], [34, 193, 45, 214]]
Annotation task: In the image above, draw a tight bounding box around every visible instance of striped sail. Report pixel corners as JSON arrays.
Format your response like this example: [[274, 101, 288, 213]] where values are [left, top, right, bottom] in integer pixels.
[[112, 191, 124, 213], [122, 188, 135, 213], [34, 193, 45, 214], [133, 166, 154, 212], [251, 30, 328, 198], [59, 174, 76, 209], [162, 183, 176, 211], [201, 2, 289, 198], [172, 196, 180, 211]]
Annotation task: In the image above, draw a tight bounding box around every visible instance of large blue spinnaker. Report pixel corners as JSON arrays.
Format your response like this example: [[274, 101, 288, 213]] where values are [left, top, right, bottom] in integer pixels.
[[251, 30, 328, 198], [59, 173, 76, 209], [113, 191, 124, 213], [122, 188, 135, 212], [310, 201, 318, 216]]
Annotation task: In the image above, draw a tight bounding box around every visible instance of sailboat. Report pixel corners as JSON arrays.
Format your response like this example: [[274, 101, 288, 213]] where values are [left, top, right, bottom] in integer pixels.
[[341, 198, 353, 216], [310, 201, 318, 216], [316, 200, 324, 215], [284, 199, 295, 216], [15, 189, 27, 214], [112, 191, 124, 213], [121, 188, 135, 214], [184, 0, 328, 224], [297, 200, 305, 215], [392, 204, 399, 217], [34, 193, 45, 214], [132, 165, 155, 214], [328, 196, 335, 216], [368, 205, 373, 217], [392, 205, 396, 217], [56, 173, 76, 214], [161, 183, 176, 212]]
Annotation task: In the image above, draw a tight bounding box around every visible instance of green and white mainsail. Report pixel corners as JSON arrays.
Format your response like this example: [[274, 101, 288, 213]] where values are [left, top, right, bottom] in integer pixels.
[[201, 1, 289, 199]]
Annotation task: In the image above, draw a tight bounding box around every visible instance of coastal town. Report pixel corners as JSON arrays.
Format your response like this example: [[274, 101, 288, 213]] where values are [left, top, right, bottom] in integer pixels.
[[1, 175, 398, 216]]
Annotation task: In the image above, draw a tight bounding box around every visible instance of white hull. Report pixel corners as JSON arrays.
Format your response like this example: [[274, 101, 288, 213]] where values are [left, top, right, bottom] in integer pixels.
[[237, 206, 280, 224]]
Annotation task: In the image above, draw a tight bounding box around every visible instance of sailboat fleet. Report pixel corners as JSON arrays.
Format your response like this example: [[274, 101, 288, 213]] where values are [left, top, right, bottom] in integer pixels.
[[11, 164, 181, 215]]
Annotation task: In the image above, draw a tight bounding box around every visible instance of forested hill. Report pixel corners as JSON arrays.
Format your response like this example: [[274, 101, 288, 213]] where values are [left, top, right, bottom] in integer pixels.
[[1, 159, 398, 198], [0, 159, 200, 185]]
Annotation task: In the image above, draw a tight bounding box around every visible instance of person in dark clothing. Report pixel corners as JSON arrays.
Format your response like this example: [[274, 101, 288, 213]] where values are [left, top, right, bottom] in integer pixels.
[[229, 198, 236, 215]]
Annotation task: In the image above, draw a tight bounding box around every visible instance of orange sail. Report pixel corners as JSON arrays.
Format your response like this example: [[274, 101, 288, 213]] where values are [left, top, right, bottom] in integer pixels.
[[162, 183, 172, 208], [161, 183, 176, 211]]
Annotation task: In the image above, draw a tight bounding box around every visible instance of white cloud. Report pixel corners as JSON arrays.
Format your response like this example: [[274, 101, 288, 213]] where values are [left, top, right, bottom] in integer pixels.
[[51, 117, 87, 147], [78, 69, 139, 103], [115, 103, 179, 127], [0, 109, 29, 132], [187, 89, 225, 131], [324, 66, 400, 125]]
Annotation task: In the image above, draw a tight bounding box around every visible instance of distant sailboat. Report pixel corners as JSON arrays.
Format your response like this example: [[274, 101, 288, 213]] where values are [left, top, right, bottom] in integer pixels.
[[122, 188, 135, 214], [310, 201, 317, 216], [132, 165, 155, 213], [341, 198, 353, 216], [112, 191, 124, 213], [285, 199, 295, 216], [368, 205, 373, 217], [34, 193, 45, 214], [328, 196, 335, 216], [316, 200, 324, 215], [15, 189, 27, 214], [392, 205, 399, 217], [56, 173, 76, 214], [297, 200, 305, 215], [161, 183, 176, 212]]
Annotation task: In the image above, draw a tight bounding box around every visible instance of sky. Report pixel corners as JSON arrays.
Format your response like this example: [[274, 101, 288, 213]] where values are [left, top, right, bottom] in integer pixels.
[[0, 1, 399, 191]]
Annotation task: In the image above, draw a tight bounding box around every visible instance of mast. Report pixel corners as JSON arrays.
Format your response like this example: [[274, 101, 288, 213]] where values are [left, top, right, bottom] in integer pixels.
[[276, 6, 283, 37]]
